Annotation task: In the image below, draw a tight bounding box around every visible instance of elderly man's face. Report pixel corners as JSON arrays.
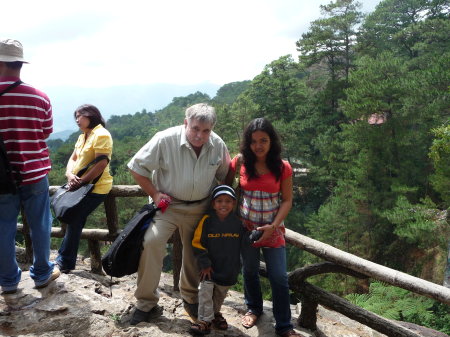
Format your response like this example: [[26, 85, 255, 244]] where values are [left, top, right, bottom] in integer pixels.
[[184, 118, 212, 151]]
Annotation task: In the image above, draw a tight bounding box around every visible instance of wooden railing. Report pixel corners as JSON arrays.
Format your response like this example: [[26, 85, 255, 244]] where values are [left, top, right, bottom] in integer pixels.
[[18, 185, 183, 288], [17, 185, 450, 337], [285, 229, 450, 337]]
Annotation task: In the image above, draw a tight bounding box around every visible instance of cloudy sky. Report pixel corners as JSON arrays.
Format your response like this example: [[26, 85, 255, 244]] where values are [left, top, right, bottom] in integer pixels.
[[2, 0, 381, 131]]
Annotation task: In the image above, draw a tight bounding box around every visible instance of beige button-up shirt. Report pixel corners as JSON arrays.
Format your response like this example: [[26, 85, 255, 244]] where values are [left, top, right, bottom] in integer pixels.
[[127, 125, 230, 201]]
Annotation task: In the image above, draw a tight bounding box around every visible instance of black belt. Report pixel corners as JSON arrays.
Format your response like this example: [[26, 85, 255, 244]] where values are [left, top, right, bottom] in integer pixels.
[[177, 197, 208, 204]]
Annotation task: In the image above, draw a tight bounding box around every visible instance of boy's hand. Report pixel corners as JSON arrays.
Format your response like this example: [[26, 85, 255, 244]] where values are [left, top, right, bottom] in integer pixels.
[[199, 267, 213, 281]]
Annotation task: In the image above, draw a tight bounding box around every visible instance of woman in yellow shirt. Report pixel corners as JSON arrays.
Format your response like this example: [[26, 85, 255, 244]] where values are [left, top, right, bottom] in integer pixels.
[[55, 104, 113, 273]]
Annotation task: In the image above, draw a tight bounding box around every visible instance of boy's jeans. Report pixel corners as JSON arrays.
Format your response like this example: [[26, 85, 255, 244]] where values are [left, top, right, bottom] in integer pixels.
[[0, 176, 54, 291]]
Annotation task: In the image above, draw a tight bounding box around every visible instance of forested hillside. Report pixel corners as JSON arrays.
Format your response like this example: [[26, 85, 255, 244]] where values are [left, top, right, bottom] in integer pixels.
[[46, 0, 450, 333]]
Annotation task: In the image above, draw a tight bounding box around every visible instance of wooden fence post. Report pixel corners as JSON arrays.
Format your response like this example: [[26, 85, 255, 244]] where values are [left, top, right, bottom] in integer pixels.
[[298, 295, 318, 330], [104, 194, 119, 235], [88, 239, 103, 274]]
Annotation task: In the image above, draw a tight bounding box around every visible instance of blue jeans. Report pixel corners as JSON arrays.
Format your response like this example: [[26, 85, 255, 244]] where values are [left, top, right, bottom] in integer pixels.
[[0, 175, 54, 291], [241, 243, 293, 334], [55, 192, 105, 270]]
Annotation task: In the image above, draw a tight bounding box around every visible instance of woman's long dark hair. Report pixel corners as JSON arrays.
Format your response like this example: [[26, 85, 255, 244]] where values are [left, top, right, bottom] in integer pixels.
[[241, 117, 283, 181], [74, 104, 106, 129]]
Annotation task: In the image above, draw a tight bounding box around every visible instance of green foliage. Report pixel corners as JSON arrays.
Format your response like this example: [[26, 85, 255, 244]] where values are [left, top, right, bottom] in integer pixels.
[[429, 124, 450, 206], [381, 196, 448, 248], [213, 81, 251, 105], [108, 110, 158, 140], [153, 91, 211, 129], [47, 138, 64, 153], [346, 282, 450, 334], [358, 0, 449, 57], [297, 0, 362, 80], [249, 55, 307, 123], [213, 83, 256, 154]]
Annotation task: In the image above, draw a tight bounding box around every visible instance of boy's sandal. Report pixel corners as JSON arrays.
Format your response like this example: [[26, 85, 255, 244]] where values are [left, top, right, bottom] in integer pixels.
[[212, 312, 228, 330], [241, 311, 259, 329], [189, 320, 211, 335]]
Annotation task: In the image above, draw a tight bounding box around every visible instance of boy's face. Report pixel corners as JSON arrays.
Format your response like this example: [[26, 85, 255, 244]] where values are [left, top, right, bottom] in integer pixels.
[[212, 194, 235, 219]]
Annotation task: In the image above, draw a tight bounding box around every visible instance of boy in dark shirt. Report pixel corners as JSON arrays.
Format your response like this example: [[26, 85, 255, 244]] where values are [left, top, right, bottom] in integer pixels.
[[190, 185, 246, 335]]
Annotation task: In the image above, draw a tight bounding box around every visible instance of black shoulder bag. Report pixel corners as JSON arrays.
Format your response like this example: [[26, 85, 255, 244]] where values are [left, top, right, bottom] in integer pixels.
[[51, 155, 109, 223], [0, 80, 23, 194]]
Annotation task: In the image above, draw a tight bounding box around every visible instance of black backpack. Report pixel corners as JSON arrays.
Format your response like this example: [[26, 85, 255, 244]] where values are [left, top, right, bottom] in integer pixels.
[[102, 203, 159, 277], [0, 80, 22, 194], [0, 135, 18, 194]]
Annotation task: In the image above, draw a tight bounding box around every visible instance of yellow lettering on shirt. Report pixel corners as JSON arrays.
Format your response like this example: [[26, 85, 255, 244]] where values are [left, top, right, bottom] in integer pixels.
[[207, 233, 240, 238]]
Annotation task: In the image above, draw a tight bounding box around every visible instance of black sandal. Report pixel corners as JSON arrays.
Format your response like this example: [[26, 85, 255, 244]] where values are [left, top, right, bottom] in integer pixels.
[[189, 320, 211, 335], [212, 312, 228, 330]]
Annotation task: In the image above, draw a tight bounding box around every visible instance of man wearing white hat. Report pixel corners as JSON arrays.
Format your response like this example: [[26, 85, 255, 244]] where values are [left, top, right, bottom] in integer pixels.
[[0, 38, 60, 294]]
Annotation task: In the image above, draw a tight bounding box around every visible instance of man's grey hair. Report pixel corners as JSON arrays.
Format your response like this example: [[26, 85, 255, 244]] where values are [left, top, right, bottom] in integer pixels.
[[185, 103, 217, 127]]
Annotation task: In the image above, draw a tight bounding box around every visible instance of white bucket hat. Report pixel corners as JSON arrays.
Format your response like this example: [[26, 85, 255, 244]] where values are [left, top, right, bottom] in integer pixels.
[[0, 39, 28, 63]]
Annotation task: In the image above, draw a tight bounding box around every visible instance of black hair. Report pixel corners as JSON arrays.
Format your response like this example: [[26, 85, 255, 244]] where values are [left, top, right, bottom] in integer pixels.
[[74, 104, 106, 129], [4, 61, 23, 70], [241, 117, 283, 181]]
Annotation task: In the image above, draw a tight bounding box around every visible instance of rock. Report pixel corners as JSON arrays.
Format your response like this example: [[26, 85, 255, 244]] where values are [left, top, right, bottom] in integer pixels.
[[1, 252, 447, 337]]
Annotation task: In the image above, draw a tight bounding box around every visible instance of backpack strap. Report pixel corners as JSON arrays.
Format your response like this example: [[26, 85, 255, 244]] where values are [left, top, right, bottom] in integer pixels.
[[76, 154, 110, 184], [0, 81, 24, 192], [0, 80, 22, 97]]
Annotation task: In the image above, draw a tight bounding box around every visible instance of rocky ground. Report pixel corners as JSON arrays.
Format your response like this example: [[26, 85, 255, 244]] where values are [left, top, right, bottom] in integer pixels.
[[0, 252, 448, 337]]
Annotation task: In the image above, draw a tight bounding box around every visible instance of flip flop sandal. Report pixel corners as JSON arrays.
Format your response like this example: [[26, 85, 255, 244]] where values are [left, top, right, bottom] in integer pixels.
[[189, 320, 211, 335], [212, 312, 228, 330], [241, 311, 259, 329]]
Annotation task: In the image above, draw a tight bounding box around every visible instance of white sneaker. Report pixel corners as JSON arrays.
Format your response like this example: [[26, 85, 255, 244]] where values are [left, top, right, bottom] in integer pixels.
[[35, 268, 60, 289]]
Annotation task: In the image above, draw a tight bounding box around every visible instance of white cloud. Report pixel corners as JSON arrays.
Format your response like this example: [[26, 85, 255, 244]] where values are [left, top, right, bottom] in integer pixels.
[[2, 0, 381, 89]]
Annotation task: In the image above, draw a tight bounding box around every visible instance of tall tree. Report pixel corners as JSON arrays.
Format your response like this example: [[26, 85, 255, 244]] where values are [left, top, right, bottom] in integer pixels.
[[358, 0, 449, 58], [248, 55, 306, 123], [296, 0, 363, 103]]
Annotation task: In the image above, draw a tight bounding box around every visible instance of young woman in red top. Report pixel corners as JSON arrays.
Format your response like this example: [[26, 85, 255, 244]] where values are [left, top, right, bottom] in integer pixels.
[[226, 118, 303, 337]]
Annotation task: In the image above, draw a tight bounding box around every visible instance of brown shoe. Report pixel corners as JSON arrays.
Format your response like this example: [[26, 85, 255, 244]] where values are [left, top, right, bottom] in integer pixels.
[[35, 268, 60, 289], [276, 329, 305, 337], [212, 312, 228, 330], [189, 320, 211, 335]]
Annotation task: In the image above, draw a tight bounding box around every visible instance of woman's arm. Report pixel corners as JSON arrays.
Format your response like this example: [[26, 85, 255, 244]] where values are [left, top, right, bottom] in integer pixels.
[[271, 175, 293, 228], [66, 149, 82, 189], [224, 163, 235, 186], [224, 154, 241, 186]]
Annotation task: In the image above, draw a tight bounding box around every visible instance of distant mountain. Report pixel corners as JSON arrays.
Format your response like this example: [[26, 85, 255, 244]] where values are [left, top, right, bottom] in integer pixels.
[[44, 82, 221, 132], [48, 129, 77, 141]]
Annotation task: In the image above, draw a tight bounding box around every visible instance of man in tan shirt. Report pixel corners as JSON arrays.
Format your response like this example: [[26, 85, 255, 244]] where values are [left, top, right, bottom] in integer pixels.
[[127, 103, 230, 324]]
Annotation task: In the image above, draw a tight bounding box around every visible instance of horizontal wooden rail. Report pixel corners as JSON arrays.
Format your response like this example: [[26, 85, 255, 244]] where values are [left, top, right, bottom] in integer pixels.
[[17, 224, 117, 241], [285, 228, 450, 305], [294, 282, 422, 337], [49, 184, 148, 197]]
